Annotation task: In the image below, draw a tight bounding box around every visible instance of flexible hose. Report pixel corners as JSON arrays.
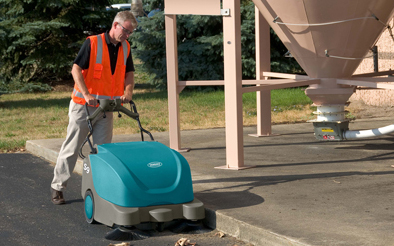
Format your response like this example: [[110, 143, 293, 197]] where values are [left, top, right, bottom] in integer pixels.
[[343, 124, 394, 139], [325, 49, 374, 60], [273, 16, 377, 26]]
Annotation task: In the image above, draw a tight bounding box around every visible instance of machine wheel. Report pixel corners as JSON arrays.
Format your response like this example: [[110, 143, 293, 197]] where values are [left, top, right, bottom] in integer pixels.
[[157, 222, 165, 232], [84, 190, 96, 224]]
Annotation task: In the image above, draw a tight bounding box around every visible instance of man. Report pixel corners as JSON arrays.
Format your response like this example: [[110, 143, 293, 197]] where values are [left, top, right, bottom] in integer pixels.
[[50, 11, 138, 205]]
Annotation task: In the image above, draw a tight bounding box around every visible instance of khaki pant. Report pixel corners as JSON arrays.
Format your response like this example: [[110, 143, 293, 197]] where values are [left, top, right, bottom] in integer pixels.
[[51, 100, 113, 191]]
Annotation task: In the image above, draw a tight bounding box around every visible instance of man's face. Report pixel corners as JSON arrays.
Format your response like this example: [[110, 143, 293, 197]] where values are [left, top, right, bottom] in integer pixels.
[[114, 20, 134, 43]]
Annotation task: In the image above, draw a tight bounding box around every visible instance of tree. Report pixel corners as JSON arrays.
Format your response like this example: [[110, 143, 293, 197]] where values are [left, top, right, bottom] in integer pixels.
[[130, 0, 304, 89], [0, 0, 114, 91]]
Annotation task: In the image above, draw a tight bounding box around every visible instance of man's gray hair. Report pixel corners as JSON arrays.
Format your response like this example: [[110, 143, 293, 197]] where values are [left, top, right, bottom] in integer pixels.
[[113, 11, 138, 30]]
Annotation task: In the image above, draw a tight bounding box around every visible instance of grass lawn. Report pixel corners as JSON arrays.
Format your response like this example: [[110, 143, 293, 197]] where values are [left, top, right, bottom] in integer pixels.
[[0, 86, 315, 152]]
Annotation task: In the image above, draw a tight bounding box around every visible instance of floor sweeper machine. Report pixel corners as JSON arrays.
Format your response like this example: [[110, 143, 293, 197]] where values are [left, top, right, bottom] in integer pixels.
[[80, 99, 205, 240]]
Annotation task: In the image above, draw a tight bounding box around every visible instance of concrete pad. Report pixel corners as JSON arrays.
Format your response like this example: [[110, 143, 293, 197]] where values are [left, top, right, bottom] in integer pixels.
[[26, 117, 394, 245]]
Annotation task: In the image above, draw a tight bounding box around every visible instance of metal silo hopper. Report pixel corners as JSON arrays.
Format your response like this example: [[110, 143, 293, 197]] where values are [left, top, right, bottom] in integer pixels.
[[252, 0, 394, 140]]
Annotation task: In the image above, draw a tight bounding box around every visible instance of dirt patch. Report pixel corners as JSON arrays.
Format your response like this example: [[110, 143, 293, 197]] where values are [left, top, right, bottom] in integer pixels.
[[347, 100, 394, 119], [51, 80, 74, 92]]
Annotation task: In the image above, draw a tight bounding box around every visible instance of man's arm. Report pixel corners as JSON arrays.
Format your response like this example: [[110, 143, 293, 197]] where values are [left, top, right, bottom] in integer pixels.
[[121, 71, 135, 103], [71, 64, 97, 106]]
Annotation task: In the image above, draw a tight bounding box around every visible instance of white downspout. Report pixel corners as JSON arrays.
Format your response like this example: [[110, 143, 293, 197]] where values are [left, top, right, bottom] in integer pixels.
[[343, 124, 394, 139]]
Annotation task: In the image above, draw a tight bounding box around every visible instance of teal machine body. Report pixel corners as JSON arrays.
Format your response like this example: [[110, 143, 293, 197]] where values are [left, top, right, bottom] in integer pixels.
[[80, 99, 204, 228], [90, 142, 194, 207]]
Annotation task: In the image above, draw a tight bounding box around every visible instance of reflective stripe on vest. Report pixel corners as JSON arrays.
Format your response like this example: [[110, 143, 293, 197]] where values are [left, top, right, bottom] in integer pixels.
[[72, 88, 121, 100], [96, 35, 103, 64], [122, 40, 128, 65]]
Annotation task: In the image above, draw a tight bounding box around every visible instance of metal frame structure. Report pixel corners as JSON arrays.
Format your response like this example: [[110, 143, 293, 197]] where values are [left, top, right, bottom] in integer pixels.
[[164, 0, 319, 169], [164, 0, 394, 169]]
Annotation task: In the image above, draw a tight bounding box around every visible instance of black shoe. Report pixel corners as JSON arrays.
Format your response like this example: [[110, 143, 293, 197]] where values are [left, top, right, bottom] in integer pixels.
[[51, 188, 65, 205]]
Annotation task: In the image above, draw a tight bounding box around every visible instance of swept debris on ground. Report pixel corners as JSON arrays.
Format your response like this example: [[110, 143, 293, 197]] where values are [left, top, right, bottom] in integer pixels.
[[175, 238, 197, 246], [214, 231, 226, 238], [108, 242, 130, 246]]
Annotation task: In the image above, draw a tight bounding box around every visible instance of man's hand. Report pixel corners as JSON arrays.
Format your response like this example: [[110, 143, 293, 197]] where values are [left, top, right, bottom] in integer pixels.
[[71, 64, 98, 106], [121, 94, 132, 104], [84, 94, 98, 106], [122, 71, 134, 104]]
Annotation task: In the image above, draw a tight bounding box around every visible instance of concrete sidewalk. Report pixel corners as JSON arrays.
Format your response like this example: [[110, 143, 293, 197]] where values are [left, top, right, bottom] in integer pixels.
[[26, 117, 394, 246]]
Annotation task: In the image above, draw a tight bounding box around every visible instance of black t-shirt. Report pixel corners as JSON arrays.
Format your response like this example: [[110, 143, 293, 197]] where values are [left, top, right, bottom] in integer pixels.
[[73, 32, 135, 75]]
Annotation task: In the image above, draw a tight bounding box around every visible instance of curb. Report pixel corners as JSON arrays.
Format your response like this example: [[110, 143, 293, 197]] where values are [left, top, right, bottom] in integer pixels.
[[204, 209, 309, 246]]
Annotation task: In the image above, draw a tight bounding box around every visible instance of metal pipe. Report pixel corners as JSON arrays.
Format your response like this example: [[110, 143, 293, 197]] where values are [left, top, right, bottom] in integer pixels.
[[372, 46, 379, 73], [343, 124, 394, 139]]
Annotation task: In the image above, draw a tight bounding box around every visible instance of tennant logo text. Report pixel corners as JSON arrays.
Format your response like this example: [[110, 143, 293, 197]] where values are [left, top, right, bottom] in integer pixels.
[[147, 162, 163, 168]]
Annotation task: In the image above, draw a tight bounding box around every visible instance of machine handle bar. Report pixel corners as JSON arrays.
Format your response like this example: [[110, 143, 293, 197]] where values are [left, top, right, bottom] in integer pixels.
[[86, 99, 139, 122], [79, 99, 154, 159]]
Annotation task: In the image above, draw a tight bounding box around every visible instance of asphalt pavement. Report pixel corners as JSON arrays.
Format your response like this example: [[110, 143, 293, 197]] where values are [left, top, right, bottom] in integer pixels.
[[0, 153, 251, 246], [24, 116, 394, 246]]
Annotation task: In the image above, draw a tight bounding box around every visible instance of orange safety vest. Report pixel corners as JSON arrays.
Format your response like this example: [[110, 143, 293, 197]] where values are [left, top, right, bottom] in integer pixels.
[[71, 33, 130, 106]]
